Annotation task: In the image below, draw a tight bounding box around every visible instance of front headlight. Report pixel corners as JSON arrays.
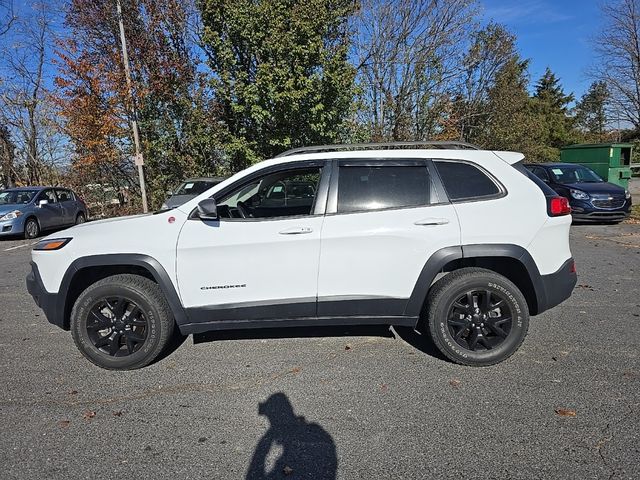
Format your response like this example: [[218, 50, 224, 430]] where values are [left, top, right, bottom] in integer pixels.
[[570, 189, 589, 200], [0, 210, 23, 221], [33, 238, 72, 251], [625, 190, 631, 199]]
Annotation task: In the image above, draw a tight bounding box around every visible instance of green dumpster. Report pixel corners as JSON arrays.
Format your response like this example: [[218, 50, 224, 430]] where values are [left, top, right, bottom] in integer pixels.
[[559, 143, 633, 189]]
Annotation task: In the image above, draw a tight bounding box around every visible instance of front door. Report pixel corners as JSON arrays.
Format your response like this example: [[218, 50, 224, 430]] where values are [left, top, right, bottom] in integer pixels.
[[35, 189, 62, 229], [176, 161, 329, 324], [317, 159, 461, 317]]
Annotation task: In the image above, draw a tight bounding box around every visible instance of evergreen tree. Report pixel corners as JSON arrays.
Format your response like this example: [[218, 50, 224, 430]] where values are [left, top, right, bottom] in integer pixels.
[[531, 67, 575, 160], [574, 81, 609, 142]]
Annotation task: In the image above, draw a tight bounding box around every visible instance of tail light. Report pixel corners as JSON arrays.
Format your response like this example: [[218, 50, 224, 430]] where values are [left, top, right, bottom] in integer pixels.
[[548, 196, 571, 216]]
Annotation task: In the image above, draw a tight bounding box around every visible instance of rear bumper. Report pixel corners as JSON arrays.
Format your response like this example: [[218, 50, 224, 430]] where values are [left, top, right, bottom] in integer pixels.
[[536, 258, 577, 314], [26, 262, 66, 330]]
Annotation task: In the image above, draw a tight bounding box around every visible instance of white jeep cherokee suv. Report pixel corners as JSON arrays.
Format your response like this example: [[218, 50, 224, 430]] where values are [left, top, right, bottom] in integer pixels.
[[27, 142, 577, 370]]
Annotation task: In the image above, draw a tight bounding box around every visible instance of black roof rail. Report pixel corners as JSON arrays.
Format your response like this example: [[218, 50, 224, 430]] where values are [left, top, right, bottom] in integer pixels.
[[275, 141, 481, 157]]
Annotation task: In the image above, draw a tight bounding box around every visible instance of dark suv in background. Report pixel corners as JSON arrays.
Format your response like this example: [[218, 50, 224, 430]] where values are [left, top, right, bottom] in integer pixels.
[[525, 163, 632, 223]]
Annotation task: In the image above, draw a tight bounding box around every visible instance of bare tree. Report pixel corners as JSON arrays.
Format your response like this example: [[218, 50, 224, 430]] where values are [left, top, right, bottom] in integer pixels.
[[0, 0, 16, 36], [0, 2, 65, 185], [592, 0, 640, 131], [455, 22, 517, 142], [353, 0, 479, 141]]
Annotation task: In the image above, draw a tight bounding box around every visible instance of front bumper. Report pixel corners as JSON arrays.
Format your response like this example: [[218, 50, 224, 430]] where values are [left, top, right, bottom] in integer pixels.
[[536, 258, 577, 314], [0, 218, 22, 236], [569, 197, 631, 222], [26, 262, 66, 330]]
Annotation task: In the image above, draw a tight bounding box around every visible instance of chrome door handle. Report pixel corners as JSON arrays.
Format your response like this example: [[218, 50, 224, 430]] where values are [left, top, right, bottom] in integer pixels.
[[414, 218, 450, 226], [279, 227, 313, 235]]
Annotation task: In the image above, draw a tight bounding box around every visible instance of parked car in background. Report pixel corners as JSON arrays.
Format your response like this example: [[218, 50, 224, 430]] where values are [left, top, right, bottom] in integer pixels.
[[0, 187, 87, 239], [161, 177, 226, 210], [525, 163, 632, 223]]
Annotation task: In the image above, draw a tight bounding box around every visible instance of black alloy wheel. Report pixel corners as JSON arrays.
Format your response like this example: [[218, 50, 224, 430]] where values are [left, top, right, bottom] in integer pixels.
[[71, 274, 175, 370], [425, 268, 529, 366], [86, 297, 148, 356], [446, 289, 512, 351]]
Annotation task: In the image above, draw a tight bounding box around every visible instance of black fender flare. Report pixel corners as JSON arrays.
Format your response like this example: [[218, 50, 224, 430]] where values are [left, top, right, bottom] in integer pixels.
[[404, 244, 547, 317], [57, 254, 188, 329]]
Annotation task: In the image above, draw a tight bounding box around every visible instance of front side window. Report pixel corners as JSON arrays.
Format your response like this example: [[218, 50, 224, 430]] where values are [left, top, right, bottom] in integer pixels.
[[38, 190, 58, 204], [217, 167, 322, 219], [337, 165, 431, 213], [435, 161, 501, 201]]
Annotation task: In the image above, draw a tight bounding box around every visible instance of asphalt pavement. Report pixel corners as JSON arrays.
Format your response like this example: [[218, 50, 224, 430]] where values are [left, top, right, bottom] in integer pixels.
[[0, 224, 638, 479]]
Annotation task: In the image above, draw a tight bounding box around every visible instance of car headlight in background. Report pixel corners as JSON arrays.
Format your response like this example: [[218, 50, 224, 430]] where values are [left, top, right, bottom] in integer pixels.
[[33, 238, 72, 251], [625, 190, 631, 199], [569, 189, 589, 200], [0, 210, 23, 221]]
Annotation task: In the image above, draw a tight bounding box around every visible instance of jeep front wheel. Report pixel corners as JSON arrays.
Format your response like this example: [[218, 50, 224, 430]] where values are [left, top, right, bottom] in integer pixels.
[[425, 268, 529, 367], [70, 274, 175, 370]]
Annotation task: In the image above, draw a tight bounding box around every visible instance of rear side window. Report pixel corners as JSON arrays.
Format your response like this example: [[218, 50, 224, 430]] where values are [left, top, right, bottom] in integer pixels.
[[435, 161, 501, 201], [337, 165, 430, 213]]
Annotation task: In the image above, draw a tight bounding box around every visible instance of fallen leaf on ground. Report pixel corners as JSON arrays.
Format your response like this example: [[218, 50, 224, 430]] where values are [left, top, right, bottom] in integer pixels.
[[68, 390, 78, 395], [290, 367, 302, 374], [112, 411, 123, 417], [449, 379, 461, 388], [555, 408, 576, 417], [576, 284, 594, 290], [82, 410, 96, 421], [380, 383, 388, 392], [58, 420, 71, 428], [283, 466, 293, 475], [344, 344, 352, 351]]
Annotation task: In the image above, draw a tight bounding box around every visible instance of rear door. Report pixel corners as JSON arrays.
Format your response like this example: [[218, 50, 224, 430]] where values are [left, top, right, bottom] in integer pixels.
[[316, 159, 460, 318], [55, 189, 75, 224]]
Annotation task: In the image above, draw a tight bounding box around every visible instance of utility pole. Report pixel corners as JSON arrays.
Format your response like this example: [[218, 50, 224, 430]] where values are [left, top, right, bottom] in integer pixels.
[[116, 0, 148, 213]]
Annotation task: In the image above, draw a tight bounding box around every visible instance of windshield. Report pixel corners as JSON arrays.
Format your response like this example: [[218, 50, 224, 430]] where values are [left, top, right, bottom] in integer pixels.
[[0, 190, 38, 205], [549, 166, 603, 184], [174, 180, 218, 196]]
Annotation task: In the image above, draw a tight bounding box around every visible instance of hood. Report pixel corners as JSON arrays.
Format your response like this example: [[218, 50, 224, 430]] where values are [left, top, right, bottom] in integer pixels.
[[0, 204, 27, 216], [164, 194, 196, 208], [561, 181, 626, 195]]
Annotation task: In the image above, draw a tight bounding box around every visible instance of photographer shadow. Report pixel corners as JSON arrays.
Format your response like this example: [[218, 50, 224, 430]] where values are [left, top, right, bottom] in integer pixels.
[[246, 392, 337, 480]]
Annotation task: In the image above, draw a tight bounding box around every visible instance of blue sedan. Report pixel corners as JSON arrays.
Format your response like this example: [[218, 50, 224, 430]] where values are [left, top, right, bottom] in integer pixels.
[[0, 187, 88, 239]]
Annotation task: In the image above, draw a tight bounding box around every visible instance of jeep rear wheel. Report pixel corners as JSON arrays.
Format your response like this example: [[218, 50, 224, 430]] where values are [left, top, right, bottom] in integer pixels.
[[425, 268, 529, 366], [71, 274, 175, 370]]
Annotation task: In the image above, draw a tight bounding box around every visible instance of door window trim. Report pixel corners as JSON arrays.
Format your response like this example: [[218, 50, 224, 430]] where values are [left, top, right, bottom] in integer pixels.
[[326, 158, 442, 215], [432, 158, 507, 203], [189, 160, 332, 222]]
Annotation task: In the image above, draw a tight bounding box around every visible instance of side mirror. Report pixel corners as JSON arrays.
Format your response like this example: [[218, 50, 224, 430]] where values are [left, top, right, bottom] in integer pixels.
[[38, 199, 49, 208], [196, 198, 218, 220]]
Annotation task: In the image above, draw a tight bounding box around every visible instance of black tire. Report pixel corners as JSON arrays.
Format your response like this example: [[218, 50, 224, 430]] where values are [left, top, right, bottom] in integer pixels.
[[70, 274, 175, 370], [24, 217, 40, 239], [75, 212, 86, 224], [425, 268, 529, 367]]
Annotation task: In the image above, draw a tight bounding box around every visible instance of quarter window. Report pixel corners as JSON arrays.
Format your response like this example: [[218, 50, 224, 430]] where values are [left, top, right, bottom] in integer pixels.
[[337, 165, 431, 213], [435, 161, 500, 201]]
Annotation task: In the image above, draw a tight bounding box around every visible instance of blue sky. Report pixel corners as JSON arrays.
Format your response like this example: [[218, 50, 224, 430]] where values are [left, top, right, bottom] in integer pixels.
[[481, 0, 601, 101]]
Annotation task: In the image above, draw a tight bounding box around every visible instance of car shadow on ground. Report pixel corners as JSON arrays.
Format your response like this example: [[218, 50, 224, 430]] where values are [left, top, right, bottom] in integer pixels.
[[192, 324, 448, 362], [246, 392, 337, 480]]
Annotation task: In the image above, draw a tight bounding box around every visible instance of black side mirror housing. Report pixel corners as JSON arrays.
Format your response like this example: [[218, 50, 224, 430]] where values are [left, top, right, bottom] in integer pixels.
[[196, 198, 218, 220]]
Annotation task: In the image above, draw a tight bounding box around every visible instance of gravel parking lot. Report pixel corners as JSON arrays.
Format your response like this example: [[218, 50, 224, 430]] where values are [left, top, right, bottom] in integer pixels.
[[1, 224, 639, 479]]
